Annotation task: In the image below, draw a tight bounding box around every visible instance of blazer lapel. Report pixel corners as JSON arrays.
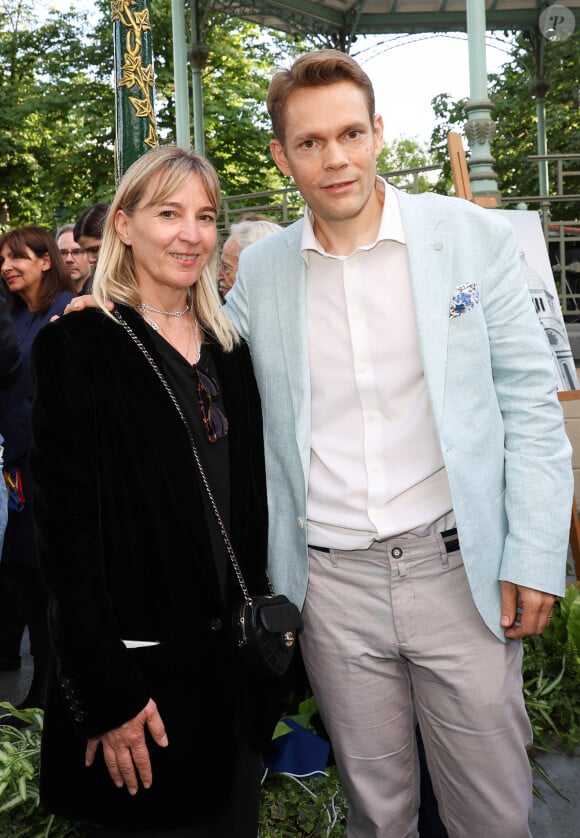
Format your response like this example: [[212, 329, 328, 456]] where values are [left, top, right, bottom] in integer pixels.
[[275, 224, 312, 490], [398, 192, 454, 430]]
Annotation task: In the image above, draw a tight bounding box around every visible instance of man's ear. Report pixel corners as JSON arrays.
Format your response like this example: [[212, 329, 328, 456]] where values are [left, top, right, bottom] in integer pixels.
[[270, 139, 292, 178], [115, 209, 131, 245], [373, 114, 384, 157]]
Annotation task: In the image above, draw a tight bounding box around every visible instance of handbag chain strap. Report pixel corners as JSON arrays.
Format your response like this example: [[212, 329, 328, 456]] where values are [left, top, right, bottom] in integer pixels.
[[115, 310, 273, 604]]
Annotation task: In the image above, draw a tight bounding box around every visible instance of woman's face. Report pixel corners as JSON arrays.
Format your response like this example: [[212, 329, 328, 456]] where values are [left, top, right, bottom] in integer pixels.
[[115, 171, 217, 300], [0, 243, 50, 310], [76, 235, 101, 275]]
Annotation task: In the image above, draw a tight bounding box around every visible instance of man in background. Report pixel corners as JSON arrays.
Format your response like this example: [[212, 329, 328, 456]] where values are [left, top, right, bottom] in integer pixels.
[[0, 282, 21, 668], [56, 224, 91, 295], [218, 218, 282, 299]]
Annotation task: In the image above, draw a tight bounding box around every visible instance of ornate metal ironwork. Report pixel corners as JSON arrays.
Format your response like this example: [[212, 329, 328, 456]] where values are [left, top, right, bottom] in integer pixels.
[[113, 0, 158, 182]]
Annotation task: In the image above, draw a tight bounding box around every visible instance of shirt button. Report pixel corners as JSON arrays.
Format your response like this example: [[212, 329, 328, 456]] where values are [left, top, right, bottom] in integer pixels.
[[210, 617, 223, 631], [391, 547, 403, 559], [297, 517, 304, 529]]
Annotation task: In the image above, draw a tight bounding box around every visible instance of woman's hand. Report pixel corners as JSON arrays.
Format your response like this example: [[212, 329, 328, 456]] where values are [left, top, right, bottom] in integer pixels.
[[84, 698, 168, 795]]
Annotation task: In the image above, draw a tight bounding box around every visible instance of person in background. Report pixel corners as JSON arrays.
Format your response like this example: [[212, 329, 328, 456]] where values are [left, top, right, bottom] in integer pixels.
[[73, 202, 109, 283], [0, 282, 21, 670], [56, 223, 92, 295], [218, 218, 282, 299], [0, 226, 74, 706], [29, 145, 282, 837], [224, 49, 573, 837]]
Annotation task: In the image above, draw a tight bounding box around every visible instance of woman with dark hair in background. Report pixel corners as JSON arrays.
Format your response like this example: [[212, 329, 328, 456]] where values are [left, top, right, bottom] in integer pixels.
[[0, 226, 74, 708]]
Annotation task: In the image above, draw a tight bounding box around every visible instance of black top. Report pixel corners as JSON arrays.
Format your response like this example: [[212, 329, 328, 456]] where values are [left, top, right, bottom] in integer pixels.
[[143, 325, 231, 599], [0, 284, 20, 384]]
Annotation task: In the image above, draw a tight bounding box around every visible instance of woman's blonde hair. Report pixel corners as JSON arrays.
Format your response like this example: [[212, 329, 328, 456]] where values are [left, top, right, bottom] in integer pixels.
[[92, 144, 238, 351]]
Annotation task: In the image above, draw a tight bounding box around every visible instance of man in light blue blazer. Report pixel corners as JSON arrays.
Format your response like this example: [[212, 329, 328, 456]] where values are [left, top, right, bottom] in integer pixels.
[[225, 50, 572, 838]]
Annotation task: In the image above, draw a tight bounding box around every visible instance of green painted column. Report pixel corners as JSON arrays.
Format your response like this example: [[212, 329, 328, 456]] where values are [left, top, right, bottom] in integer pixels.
[[189, 0, 208, 156], [113, 0, 159, 183], [172, 0, 191, 148], [464, 0, 500, 203]]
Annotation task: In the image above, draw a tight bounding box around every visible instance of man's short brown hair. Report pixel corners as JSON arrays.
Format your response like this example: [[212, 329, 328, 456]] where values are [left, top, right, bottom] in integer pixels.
[[267, 49, 376, 145]]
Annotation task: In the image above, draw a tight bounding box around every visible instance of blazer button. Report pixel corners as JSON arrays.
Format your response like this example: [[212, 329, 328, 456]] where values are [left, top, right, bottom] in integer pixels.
[[210, 617, 223, 631], [60, 678, 72, 689], [74, 710, 87, 723]]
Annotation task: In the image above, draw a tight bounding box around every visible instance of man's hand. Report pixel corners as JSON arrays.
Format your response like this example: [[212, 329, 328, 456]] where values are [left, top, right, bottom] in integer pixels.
[[64, 294, 107, 314], [84, 698, 168, 795], [500, 581, 556, 640], [50, 294, 110, 322]]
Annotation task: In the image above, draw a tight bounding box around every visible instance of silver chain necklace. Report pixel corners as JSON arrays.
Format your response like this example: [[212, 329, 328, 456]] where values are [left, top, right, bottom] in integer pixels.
[[139, 303, 190, 317], [139, 310, 201, 364]]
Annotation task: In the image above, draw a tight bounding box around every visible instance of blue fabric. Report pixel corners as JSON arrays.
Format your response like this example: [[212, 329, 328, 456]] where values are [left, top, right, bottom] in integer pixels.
[[0, 291, 74, 567], [0, 435, 6, 554], [264, 717, 330, 776]]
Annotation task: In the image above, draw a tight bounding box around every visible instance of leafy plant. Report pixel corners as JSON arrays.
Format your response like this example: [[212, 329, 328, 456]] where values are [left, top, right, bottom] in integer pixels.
[[0, 703, 81, 837], [522, 583, 580, 754], [0, 699, 346, 837], [3, 586, 580, 837], [259, 767, 347, 836]]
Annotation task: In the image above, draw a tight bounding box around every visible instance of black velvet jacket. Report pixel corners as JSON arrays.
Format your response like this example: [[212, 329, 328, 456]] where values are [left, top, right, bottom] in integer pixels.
[[30, 305, 281, 829]]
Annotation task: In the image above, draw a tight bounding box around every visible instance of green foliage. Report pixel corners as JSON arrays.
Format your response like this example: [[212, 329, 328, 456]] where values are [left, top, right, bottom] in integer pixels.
[[0, 703, 81, 836], [1, 0, 310, 229], [128, 0, 305, 198], [377, 136, 437, 193], [0, 699, 345, 836], [429, 29, 580, 212], [522, 583, 580, 754], [259, 768, 347, 836], [0, 0, 116, 230]]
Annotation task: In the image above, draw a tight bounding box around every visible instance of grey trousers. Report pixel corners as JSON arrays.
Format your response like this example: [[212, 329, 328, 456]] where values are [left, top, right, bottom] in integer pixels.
[[303, 534, 533, 838]]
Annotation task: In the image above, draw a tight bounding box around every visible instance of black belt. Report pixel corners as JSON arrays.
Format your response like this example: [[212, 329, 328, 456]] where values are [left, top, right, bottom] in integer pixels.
[[309, 527, 460, 555]]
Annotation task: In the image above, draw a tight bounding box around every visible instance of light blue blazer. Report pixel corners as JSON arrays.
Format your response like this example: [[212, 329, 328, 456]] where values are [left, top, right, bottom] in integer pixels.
[[225, 189, 574, 640]]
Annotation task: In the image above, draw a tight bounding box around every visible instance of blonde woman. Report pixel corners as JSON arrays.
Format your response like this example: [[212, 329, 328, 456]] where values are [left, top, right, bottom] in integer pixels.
[[30, 146, 281, 837]]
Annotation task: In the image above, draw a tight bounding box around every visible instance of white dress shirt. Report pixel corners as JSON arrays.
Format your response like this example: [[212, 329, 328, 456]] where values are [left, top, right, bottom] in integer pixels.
[[304, 179, 454, 550]]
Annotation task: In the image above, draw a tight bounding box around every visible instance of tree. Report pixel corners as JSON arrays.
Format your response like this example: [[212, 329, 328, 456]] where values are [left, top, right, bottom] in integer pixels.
[[376, 136, 437, 193], [138, 0, 304, 198], [429, 29, 580, 216], [1, 0, 309, 228], [0, 0, 115, 230]]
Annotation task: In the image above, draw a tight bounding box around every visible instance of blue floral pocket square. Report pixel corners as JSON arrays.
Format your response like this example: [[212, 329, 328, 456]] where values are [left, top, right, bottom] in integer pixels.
[[449, 283, 480, 318]]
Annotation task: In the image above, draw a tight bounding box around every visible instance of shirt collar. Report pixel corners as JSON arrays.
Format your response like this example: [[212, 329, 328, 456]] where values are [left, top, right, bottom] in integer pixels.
[[300, 176, 406, 260]]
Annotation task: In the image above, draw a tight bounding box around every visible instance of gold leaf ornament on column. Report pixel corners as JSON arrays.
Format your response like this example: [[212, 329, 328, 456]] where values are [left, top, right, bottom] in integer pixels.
[[113, 0, 158, 154]]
